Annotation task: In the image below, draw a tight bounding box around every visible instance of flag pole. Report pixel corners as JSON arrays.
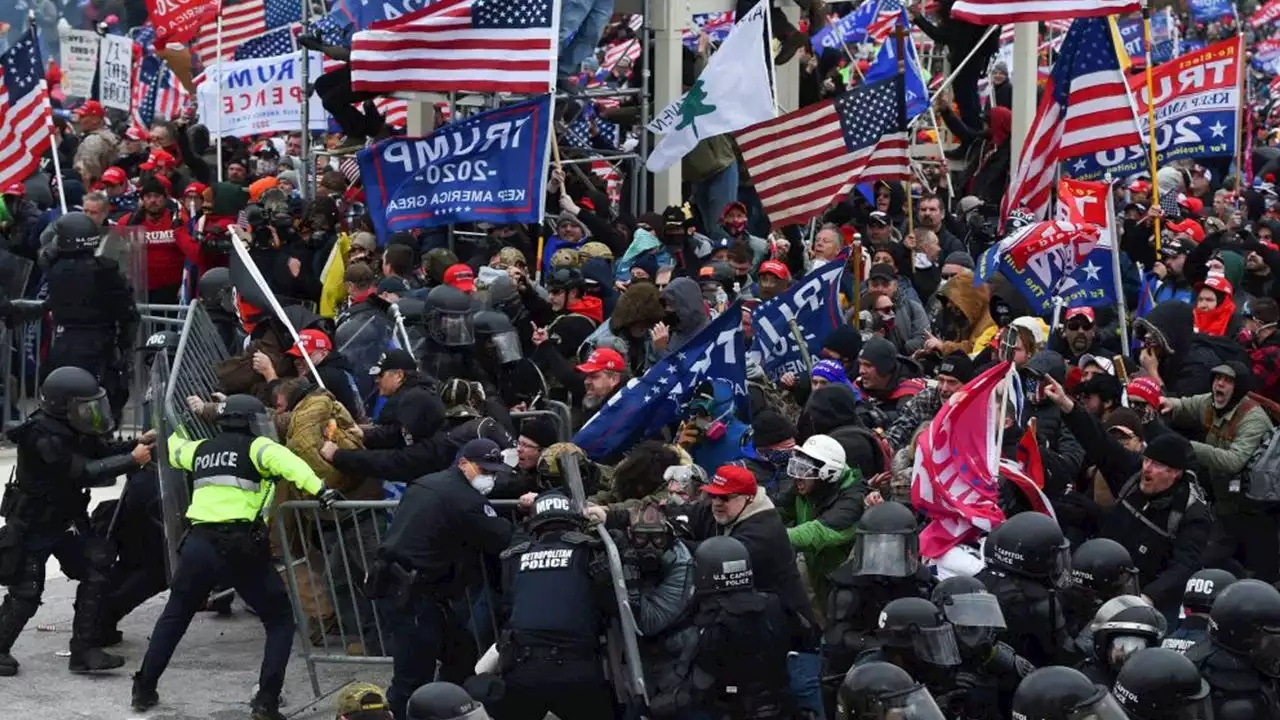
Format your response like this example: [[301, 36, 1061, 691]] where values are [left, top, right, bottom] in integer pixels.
[[763, 0, 778, 115], [300, 0, 312, 201], [894, 25, 913, 237], [29, 13, 66, 214], [1234, 32, 1245, 201], [1105, 172, 1129, 350], [1141, 0, 1160, 253], [539, 0, 562, 286], [215, 14, 224, 183]]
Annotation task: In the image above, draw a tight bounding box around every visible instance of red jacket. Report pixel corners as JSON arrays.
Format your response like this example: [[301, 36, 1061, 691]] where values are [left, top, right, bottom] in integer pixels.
[[134, 208, 200, 290], [566, 295, 604, 324]]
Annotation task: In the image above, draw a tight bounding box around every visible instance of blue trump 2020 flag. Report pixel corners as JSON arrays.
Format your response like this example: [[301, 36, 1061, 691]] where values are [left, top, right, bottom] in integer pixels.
[[1189, 0, 1234, 23], [977, 221, 1115, 315], [861, 11, 928, 121], [574, 307, 750, 461], [749, 258, 848, 382], [358, 94, 552, 240], [810, 0, 880, 54]]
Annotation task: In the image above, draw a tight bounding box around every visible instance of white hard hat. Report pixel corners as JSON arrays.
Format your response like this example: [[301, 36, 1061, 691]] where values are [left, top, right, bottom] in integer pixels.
[[790, 434, 847, 482]]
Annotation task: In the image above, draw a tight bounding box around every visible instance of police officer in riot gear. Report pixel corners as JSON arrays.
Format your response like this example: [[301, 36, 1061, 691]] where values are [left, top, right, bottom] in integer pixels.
[[975, 512, 1074, 667], [1010, 666, 1127, 720], [1112, 647, 1213, 720], [473, 310, 540, 408], [1076, 597, 1167, 686], [1163, 568, 1237, 654], [650, 535, 794, 719], [931, 575, 1033, 715], [837, 661, 946, 720], [407, 682, 492, 720], [0, 367, 153, 676], [495, 490, 612, 720], [43, 211, 138, 424], [1062, 538, 1140, 640], [825, 501, 934, 676], [131, 394, 338, 719], [1184, 578, 1280, 718], [421, 284, 479, 382], [197, 266, 244, 355]]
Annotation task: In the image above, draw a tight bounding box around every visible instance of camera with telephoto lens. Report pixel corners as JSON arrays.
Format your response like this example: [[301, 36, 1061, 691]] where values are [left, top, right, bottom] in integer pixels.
[[243, 206, 276, 250], [196, 221, 233, 253]]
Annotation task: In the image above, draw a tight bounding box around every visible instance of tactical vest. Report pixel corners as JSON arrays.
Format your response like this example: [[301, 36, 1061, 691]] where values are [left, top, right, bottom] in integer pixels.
[[189, 433, 268, 521], [505, 533, 601, 650]]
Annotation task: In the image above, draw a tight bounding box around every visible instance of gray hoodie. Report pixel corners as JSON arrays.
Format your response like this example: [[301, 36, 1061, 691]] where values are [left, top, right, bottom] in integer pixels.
[[660, 277, 710, 354]]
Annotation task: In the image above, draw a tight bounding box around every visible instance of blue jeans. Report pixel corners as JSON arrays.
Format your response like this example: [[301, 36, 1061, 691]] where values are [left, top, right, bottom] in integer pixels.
[[558, 0, 615, 79], [788, 651, 826, 717], [692, 161, 739, 241]]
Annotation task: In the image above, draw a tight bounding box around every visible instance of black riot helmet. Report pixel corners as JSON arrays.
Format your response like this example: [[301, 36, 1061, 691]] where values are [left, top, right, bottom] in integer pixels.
[[53, 211, 103, 253], [546, 267, 585, 295], [1070, 538, 1140, 601], [1089, 601, 1167, 673], [473, 310, 522, 365], [198, 266, 237, 315], [877, 597, 962, 668], [984, 512, 1072, 588], [1011, 666, 1127, 720], [406, 681, 491, 720], [931, 576, 1006, 655], [527, 489, 584, 534], [1209, 578, 1280, 677], [849, 500, 919, 578], [1181, 567, 1237, 616], [140, 330, 181, 369], [1112, 648, 1212, 720], [694, 535, 754, 595], [836, 661, 946, 720], [40, 366, 114, 435], [425, 285, 476, 347], [216, 394, 276, 439]]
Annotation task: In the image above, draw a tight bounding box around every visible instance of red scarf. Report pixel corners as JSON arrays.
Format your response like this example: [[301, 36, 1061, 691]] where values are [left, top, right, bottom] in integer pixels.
[[1194, 295, 1236, 336]]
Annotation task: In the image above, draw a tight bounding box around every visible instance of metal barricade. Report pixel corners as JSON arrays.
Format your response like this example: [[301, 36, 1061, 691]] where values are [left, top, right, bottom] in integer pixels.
[[0, 300, 47, 430]]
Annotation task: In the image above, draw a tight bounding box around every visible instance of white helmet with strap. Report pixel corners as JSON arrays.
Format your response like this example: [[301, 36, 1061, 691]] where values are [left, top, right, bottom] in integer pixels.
[[788, 434, 847, 482]]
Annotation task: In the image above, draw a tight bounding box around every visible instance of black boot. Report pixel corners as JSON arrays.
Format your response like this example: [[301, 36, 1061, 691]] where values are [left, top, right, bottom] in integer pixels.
[[250, 695, 287, 720], [0, 595, 35, 677], [69, 647, 125, 673], [131, 673, 159, 712], [69, 581, 124, 673], [0, 652, 16, 677]]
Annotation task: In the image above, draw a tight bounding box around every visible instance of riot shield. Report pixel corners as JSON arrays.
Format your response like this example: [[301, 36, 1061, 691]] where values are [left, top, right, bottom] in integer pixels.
[[97, 225, 149, 308], [0, 249, 34, 300], [335, 312, 396, 399], [149, 352, 188, 579]]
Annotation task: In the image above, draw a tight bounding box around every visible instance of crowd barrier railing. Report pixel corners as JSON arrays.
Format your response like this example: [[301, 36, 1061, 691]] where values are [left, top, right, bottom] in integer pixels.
[[275, 498, 647, 707]]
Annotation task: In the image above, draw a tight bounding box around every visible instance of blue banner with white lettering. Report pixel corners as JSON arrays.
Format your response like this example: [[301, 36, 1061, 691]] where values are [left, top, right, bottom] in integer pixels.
[[862, 12, 928, 121], [1116, 15, 1176, 65], [1189, 0, 1234, 23], [977, 223, 1116, 315], [358, 95, 552, 240], [749, 259, 849, 382], [315, 0, 435, 44], [574, 307, 750, 461], [810, 0, 879, 53]]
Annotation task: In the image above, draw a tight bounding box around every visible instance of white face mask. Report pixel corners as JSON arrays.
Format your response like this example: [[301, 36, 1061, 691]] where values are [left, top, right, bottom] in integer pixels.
[[470, 474, 496, 496]]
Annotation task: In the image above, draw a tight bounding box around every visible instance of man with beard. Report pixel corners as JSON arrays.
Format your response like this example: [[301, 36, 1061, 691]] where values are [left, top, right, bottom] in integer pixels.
[[915, 193, 968, 259], [530, 333, 625, 431], [1163, 362, 1278, 581], [1056, 307, 1107, 365], [128, 177, 202, 304], [886, 352, 973, 450], [1144, 235, 1196, 308], [855, 336, 925, 430]]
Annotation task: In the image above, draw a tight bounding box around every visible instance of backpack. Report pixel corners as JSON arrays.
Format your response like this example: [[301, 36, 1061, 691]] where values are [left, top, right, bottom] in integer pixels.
[[1207, 398, 1280, 506]]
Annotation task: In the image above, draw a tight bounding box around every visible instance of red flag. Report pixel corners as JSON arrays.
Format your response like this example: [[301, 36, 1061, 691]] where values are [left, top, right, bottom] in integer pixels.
[[1252, 0, 1280, 27], [911, 362, 1012, 559], [1055, 178, 1110, 229], [146, 0, 218, 50], [1002, 423, 1056, 519]]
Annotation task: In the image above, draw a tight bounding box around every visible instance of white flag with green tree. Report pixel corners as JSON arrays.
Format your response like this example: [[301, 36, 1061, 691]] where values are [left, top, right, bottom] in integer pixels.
[[644, 0, 775, 173]]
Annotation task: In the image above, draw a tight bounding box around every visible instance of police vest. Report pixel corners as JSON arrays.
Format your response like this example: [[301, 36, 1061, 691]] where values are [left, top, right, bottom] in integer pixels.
[[505, 534, 600, 648], [189, 432, 269, 523]]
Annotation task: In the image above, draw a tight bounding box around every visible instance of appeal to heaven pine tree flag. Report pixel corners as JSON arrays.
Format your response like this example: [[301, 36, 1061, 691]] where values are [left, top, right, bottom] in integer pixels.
[[644, 0, 774, 173]]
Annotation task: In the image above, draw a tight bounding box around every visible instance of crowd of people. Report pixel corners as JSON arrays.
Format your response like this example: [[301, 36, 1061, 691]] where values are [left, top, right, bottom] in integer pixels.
[[5, 0, 1280, 720]]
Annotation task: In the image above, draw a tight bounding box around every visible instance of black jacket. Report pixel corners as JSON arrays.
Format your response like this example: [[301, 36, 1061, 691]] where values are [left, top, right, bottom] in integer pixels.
[[379, 466, 514, 588], [315, 351, 365, 421], [331, 373, 447, 482]]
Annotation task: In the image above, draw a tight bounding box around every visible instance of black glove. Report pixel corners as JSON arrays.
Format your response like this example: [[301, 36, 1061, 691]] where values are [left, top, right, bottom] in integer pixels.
[[317, 487, 343, 510]]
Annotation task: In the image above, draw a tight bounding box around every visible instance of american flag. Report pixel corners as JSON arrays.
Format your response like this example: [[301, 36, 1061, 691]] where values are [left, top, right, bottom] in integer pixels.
[[132, 53, 193, 133], [233, 24, 297, 59], [866, 0, 904, 45], [627, 14, 643, 31], [1001, 18, 1140, 223], [599, 38, 640, 77], [592, 160, 620, 212], [0, 29, 52, 192], [319, 57, 407, 128], [351, 0, 556, 95], [564, 103, 620, 149], [952, 0, 1135, 24], [194, 0, 302, 69], [1000, 18, 1072, 43], [736, 75, 910, 230]]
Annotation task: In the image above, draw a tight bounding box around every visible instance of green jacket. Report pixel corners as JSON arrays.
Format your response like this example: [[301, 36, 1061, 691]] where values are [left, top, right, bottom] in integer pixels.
[[1167, 393, 1275, 514], [781, 467, 866, 599]]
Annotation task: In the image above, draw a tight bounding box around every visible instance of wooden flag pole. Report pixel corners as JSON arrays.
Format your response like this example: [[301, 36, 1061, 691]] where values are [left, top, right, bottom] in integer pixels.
[[894, 25, 913, 238]]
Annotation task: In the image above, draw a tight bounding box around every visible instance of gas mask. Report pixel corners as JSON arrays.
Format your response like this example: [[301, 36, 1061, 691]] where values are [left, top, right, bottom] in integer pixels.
[[629, 523, 673, 578], [692, 408, 731, 441]]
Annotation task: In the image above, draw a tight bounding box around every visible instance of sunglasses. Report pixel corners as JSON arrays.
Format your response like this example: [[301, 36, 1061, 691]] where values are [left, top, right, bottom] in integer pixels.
[[1065, 320, 1093, 331]]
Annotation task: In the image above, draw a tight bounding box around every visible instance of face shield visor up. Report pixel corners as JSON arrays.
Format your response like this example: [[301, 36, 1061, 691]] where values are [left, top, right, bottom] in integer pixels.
[[909, 624, 963, 667], [67, 388, 115, 435], [851, 531, 920, 578], [433, 310, 476, 347], [490, 330, 523, 364], [1075, 595, 1150, 656]]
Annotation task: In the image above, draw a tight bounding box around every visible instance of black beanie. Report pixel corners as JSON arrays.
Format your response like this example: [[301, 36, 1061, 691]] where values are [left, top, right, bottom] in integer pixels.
[[1143, 433, 1192, 471], [936, 352, 975, 383], [823, 325, 863, 363], [860, 336, 898, 376], [139, 176, 167, 198], [519, 416, 559, 450], [752, 409, 796, 448]]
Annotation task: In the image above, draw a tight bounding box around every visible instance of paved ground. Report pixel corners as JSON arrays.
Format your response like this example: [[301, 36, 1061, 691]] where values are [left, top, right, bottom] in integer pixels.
[[0, 447, 394, 719]]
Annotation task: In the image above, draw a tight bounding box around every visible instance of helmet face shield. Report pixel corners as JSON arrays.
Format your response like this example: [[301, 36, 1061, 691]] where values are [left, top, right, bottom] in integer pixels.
[[1051, 541, 1074, 589], [248, 410, 279, 442], [910, 624, 962, 667], [851, 533, 919, 578], [787, 452, 823, 481], [940, 593, 1007, 630], [1067, 691, 1129, 720], [434, 312, 476, 347], [490, 330, 523, 364], [67, 388, 115, 435], [1251, 628, 1280, 677]]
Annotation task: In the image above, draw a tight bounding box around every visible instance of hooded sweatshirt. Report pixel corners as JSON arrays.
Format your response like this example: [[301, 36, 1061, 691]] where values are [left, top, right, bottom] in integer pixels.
[[936, 270, 995, 356], [660, 277, 710, 354]]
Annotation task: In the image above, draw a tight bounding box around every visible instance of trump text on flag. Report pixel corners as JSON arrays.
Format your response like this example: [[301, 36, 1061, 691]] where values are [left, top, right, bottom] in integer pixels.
[[196, 52, 330, 137], [1065, 38, 1241, 181], [749, 259, 847, 382]]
